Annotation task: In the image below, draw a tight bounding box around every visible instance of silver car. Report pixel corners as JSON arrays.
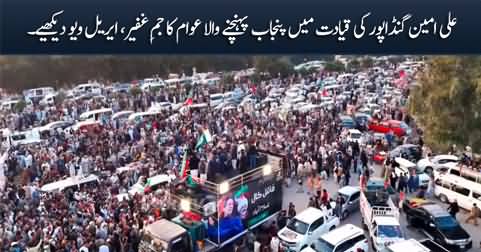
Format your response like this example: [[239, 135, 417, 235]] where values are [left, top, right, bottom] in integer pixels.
[[337, 186, 361, 219]]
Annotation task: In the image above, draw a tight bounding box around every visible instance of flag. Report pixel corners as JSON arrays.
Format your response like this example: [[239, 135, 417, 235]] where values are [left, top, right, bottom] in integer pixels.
[[251, 85, 257, 94], [322, 89, 329, 97], [179, 150, 190, 178], [186, 175, 199, 188], [183, 88, 194, 106], [195, 128, 212, 150], [384, 168, 390, 189]]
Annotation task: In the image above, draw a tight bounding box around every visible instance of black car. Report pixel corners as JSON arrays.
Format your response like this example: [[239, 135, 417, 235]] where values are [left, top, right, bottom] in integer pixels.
[[420, 239, 450, 252], [403, 200, 472, 252]]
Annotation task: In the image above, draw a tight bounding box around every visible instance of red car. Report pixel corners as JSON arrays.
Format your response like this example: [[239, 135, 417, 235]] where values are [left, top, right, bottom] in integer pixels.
[[368, 119, 409, 138], [373, 151, 387, 164]]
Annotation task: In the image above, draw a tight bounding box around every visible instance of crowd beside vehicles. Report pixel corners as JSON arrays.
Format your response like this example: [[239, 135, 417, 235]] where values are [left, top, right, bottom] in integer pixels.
[[0, 57, 480, 252]]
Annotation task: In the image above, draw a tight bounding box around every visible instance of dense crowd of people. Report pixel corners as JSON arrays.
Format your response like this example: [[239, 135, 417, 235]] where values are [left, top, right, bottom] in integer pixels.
[[0, 64, 455, 252]]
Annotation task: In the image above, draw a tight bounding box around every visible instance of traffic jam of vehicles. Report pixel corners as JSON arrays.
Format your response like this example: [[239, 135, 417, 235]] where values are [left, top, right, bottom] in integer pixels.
[[0, 58, 480, 252]]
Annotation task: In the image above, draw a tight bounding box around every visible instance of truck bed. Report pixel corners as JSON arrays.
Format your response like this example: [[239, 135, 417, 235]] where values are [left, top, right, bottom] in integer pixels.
[[364, 190, 391, 206], [360, 190, 399, 224]]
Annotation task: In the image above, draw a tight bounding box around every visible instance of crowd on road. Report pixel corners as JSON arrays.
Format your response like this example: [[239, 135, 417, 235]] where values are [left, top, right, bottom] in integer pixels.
[[0, 59, 478, 252]]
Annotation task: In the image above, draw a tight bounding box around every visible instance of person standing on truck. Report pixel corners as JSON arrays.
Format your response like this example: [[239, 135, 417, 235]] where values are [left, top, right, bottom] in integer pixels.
[[277, 210, 287, 229], [288, 203, 296, 219]]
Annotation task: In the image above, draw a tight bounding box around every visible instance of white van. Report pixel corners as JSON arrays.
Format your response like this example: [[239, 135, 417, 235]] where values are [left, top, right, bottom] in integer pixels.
[[40, 174, 100, 193], [128, 111, 163, 123], [302, 224, 368, 252], [39, 93, 57, 106], [346, 129, 363, 143], [112, 110, 134, 127], [73, 83, 103, 96], [7, 129, 42, 146], [1, 99, 33, 111], [434, 174, 481, 211], [394, 157, 430, 188], [141, 78, 165, 91], [278, 207, 340, 252], [23, 87, 55, 101], [387, 239, 449, 252], [79, 108, 113, 122], [434, 162, 481, 185], [209, 93, 224, 107]]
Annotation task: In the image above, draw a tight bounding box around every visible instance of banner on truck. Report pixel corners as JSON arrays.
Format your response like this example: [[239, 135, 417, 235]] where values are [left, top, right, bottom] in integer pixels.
[[206, 178, 283, 244]]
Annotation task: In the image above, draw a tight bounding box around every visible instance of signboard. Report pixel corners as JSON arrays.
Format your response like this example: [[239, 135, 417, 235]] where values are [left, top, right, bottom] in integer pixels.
[[206, 178, 283, 244], [246, 179, 283, 227]]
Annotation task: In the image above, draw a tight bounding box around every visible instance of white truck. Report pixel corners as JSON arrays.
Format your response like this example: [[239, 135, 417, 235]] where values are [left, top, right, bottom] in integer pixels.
[[278, 207, 340, 252], [360, 186, 404, 252]]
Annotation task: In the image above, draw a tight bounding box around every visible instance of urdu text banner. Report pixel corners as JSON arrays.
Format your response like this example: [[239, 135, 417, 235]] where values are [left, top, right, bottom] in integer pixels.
[[1, 0, 480, 54]]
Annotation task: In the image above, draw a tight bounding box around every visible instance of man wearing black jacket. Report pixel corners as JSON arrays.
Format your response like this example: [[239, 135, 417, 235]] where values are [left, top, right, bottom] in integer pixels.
[[239, 150, 248, 174], [360, 149, 368, 171]]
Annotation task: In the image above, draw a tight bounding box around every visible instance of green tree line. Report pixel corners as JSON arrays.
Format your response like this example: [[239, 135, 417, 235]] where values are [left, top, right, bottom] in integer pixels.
[[0, 55, 340, 92], [408, 56, 481, 151]]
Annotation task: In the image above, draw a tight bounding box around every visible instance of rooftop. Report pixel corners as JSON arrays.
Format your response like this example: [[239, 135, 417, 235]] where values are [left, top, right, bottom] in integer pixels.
[[295, 207, 325, 224], [321, 224, 364, 245]]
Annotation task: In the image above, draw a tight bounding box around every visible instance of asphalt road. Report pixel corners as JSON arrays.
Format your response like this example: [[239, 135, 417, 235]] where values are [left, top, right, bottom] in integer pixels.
[[281, 164, 481, 252]]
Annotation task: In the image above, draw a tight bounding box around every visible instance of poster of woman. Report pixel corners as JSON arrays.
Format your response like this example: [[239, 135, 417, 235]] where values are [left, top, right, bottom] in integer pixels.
[[207, 194, 245, 243]]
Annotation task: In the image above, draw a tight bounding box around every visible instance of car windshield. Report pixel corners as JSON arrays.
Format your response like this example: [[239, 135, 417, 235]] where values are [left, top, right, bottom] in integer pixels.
[[377, 225, 402, 238], [435, 216, 459, 229], [210, 96, 223, 100], [312, 238, 334, 252], [286, 218, 309, 235], [351, 133, 362, 139]]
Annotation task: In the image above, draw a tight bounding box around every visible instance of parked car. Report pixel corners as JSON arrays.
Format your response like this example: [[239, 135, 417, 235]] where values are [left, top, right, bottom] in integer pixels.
[[346, 129, 363, 144], [360, 183, 403, 251], [336, 186, 361, 220], [434, 162, 481, 185], [387, 239, 450, 252], [417, 154, 459, 174], [354, 113, 371, 131], [278, 207, 340, 252], [339, 115, 355, 129], [209, 93, 224, 107], [302, 224, 368, 252], [368, 119, 410, 138], [402, 199, 472, 251], [434, 174, 481, 211], [113, 83, 132, 93]]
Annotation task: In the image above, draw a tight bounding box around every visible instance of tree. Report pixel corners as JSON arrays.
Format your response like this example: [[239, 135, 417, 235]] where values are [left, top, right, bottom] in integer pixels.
[[346, 59, 360, 72], [130, 86, 142, 97], [221, 73, 235, 91], [15, 100, 26, 113], [360, 57, 374, 69], [408, 56, 481, 151], [253, 56, 294, 78], [323, 61, 345, 72], [55, 91, 66, 105]]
